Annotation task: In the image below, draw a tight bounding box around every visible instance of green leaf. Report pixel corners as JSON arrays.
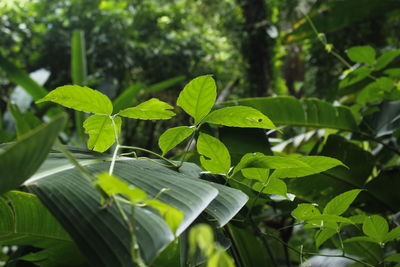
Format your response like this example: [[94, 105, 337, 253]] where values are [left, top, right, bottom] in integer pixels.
[[83, 115, 121, 152], [384, 227, 400, 242], [252, 178, 287, 198], [189, 224, 214, 257], [25, 156, 247, 264], [344, 236, 376, 243], [204, 106, 277, 130], [309, 214, 354, 224], [339, 67, 372, 88], [119, 98, 175, 120], [241, 168, 269, 182], [232, 153, 310, 176], [363, 215, 389, 243], [315, 228, 336, 248], [323, 189, 362, 215], [0, 53, 48, 100], [144, 199, 184, 234], [177, 75, 216, 124], [96, 173, 147, 202], [375, 49, 400, 70], [217, 97, 358, 131], [357, 77, 395, 105], [0, 114, 66, 195], [197, 133, 231, 175], [71, 30, 87, 85], [207, 250, 235, 267], [346, 45, 376, 65], [291, 203, 321, 221], [386, 254, 400, 262], [0, 191, 85, 266], [8, 103, 41, 136], [158, 126, 195, 155], [270, 156, 346, 179], [36, 85, 113, 115]]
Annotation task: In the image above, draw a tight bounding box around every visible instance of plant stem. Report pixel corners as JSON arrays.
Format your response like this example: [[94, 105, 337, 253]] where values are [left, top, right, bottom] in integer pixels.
[[119, 145, 179, 169], [179, 131, 196, 167]]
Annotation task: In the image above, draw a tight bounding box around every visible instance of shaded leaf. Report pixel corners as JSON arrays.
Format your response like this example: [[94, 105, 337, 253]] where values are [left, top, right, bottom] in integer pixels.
[[339, 67, 372, 89], [0, 114, 66, 195], [375, 49, 400, 71], [346, 45, 376, 65], [363, 215, 388, 243], [315, 228, 336, 248], [119, 98, 175, 120]]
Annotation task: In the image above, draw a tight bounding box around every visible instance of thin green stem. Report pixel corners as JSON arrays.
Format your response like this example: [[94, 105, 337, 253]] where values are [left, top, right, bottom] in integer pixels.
[[55, 140, 95, 183], [119, 145, 179, 169], [179, 130, 196, 167]]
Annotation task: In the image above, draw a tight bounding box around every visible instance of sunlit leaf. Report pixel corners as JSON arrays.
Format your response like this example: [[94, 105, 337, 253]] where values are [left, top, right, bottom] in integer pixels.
[[158, 126, 194, 155], [204, 106, 277, 130], [197, 132, 231, 175], [252, 178, 287, 198], [323, 189, 362, 215], [363, 215, 388, 243], [291, 204, 321, 221], [177, 75, 216, 124], [36, 85, 113, 115], [241, 168, 269, 182], [144, 199, 184, 234], [96, 173, 147, 202], [83, 115, 121, 152], [207, 250, 235, 267], [119, 98, 175, 120]]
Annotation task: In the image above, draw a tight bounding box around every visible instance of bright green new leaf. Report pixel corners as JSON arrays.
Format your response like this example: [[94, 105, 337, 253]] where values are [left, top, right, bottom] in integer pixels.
[[144, 199, 184, 234], [375, 49, 400, 71], [323, 189, 362, 215], [241, 168, 269, 182], [177, 75, 216, 124], [232, 153, 310, 176], [96, 173, 147, 202], [315, 228, 336, 248], [207, 250, 235, 267], [36, 85, 113, 115], [189, 224, 214, 257], [83, 115, 121, 152], [158, 126, 194, 155], [270, 156, 346, 179], [346, 45, 376, 65], [197, 132, 231, 175], [363, 215, 388, 244], [291, 203, 321, 221], [119, 98, 175, 120], [204, 106, 277, 130]]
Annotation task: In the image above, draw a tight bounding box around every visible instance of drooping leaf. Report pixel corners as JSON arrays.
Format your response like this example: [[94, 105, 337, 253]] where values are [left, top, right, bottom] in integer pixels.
[[270, 156, 346, 179], [36, 85, 113, 115], [197, 133, 231, 175], [158, 126, 195, 155], [218, 97, 358, 131], [323, 189, 362, 215], [83, 115, 121, 152], [363, 215, 388, 244], [375, 49, 400, 71], [177, 75, 216, 124], [119, 98, 175, 120], [0, 114, 66, 195], [204, 106, 277, 130]]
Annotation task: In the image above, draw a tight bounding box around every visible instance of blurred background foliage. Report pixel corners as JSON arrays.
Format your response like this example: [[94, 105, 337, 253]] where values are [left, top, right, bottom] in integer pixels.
[[1, 0, 400, 149]]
